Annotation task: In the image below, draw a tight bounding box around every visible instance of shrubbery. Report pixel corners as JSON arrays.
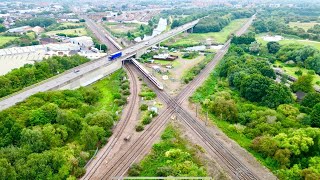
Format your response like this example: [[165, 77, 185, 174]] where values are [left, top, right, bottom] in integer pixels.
[[182, 53, 214, 83], [0, 70, 125, 179], [129, 125, 207, 177], [191, 40, 320, 179]]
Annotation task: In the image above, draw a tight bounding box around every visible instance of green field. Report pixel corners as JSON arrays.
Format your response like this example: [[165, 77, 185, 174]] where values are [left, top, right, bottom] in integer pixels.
[[289, 22, 319, 31], [163, 18, 248, 48], [104, 22, 140, 37], [0, 36, 17, 46], [45, 28, 87, 36], [275, 61, 320, 85], [59, 22, 84, 27], [129, 124, 207, 177], [257, 35, 320, 50]]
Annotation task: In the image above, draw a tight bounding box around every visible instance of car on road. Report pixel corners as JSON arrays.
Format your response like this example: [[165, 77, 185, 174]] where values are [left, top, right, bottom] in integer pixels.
[[74, 69, 80, 73]]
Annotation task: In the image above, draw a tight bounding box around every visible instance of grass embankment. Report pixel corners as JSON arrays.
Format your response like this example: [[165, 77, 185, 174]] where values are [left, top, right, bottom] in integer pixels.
[[182, 53, 215, 83], [288, 22, 319, 31], [45, 28, 87, 36], [274, 61, 320, 85], [128, 124, 207, 177], [104, 22, 140, 37], [162, 18, 248, 48], [0, 36, 18, 47], [256, 34, 320, 50], [136, 83, 158, 132]]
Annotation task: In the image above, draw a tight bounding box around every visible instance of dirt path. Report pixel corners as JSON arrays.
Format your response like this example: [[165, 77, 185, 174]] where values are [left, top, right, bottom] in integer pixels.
[[147, 54, 205, 96]]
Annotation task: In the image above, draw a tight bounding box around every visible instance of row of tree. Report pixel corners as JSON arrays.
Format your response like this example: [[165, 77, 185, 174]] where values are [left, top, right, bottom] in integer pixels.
[[252, 9, 320, 41], [276, 44, 320, 75], [193, 10, 255, 33], [14, 18, 57, 28], [0, 55, 89, 98]]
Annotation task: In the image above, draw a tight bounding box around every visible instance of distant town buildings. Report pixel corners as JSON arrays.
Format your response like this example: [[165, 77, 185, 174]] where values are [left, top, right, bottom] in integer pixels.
[[7, 26, 45, 34], [0, 36, 105, 75]]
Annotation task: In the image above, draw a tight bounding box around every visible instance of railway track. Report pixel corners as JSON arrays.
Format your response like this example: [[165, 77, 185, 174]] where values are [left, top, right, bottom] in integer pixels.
[[82, 64, 138, 180], [101, 109, 174, 179], [83, 15, 268, 180], [127, 63, 260, 180]]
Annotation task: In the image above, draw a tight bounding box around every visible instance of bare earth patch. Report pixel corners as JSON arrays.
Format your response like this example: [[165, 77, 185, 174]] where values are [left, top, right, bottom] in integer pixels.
[[145, 53, 205, 96]]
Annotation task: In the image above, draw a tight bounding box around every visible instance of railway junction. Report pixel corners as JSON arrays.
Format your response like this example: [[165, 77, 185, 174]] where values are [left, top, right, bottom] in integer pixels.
[[82, 15, 276, 180]]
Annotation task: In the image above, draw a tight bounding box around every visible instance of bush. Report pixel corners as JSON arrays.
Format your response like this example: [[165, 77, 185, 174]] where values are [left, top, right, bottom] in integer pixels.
[[114, 99, 126, 106], [128, 164, 142, 176], [295, 70, 303, 76], [142, 116, 152, 125], [135, 124, 144, 132], [140, 104, 148, 111], [307, 70, 315, 75], [122, 89, 130, 96], [113, 93, 121, 99]]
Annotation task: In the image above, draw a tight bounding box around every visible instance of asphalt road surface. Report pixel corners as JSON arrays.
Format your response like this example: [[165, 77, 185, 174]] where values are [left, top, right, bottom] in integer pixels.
[[0, 20, 199, 111]]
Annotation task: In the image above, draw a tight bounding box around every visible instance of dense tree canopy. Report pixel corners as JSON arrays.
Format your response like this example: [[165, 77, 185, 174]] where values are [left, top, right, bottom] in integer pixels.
[[267, 41, 281, 54], [0, 70, 128, 179], [191, 36, 320, 179], [15, 18, 56, 27]]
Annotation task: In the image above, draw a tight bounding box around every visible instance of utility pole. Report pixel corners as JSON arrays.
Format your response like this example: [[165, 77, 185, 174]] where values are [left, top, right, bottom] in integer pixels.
[[206, 110, 208, 126], [195, 104, 198, 117]]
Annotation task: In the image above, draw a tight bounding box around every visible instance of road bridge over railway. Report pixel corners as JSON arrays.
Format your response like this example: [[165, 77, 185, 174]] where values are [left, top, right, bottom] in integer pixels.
[[82, 14, 277, 180], [0, 19, 198, 111]]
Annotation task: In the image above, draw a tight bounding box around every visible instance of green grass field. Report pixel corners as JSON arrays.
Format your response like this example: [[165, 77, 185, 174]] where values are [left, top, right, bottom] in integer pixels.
[[275, 61, 320, 85], [163, 18, 248, 48], [257, 34, 320, 50], [132, 124, 207, 177], [289, 22, 319, 31], [104, 22, 140, 36], [0, 36, 18, 46], [90, 70, 123, 112], [45, 28, 87, 36], [59, 22, 84, 27]]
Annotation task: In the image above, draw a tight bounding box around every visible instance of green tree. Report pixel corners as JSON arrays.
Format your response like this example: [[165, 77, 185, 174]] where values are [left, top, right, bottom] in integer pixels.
[[0, 158, 17, 180], [249, 41, 260, 54], [240, 74, 272, 102], [274, 148, 291, 168], [291, 75, 314, 93], [20, 128, 48, 153], [262, 84, 293, 108], [301, 92, 320, 108], [85, 110, 114, 130], [305, 54, 320, 74], [251, 135, 278, 157], [310, 103, 320, 127], [80, 125, 106, 150], [0, 24, 6, 32], [209, 92, 238, 122], [267, 41, 281, 54]]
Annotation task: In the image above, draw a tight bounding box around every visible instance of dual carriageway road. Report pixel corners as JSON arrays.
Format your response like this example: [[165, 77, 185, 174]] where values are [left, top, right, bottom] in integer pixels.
[[0, 19, 198, 111]]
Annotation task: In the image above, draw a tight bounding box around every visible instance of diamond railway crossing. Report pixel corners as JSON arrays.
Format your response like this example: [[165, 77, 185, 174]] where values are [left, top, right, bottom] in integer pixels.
[[0, 13, 276, 180], [82, 14, 275, 180]]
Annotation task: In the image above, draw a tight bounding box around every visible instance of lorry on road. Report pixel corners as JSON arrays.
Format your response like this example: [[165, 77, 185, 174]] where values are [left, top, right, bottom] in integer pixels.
[[109, 51, 122, 61]]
